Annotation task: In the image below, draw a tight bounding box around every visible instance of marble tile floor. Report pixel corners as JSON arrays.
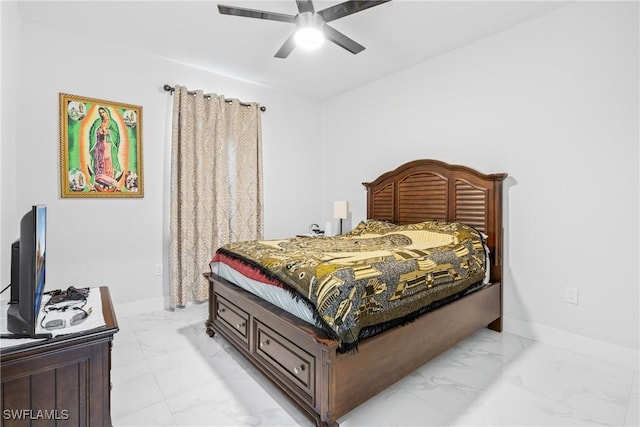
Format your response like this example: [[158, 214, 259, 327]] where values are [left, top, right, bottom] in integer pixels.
[[111, 303, 639, 427]]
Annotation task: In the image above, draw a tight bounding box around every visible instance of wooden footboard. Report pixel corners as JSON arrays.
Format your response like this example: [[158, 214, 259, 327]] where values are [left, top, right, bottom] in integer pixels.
[[329, 282, 501, 419]]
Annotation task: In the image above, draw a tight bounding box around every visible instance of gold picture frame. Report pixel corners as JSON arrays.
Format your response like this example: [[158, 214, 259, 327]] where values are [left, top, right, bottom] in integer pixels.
[[59, 93, 143, 198]]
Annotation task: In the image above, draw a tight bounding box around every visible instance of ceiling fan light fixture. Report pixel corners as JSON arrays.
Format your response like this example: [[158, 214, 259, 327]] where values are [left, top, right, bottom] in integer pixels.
[[294, 26, 324, 50], [218, 0, 392, 58], [294, 12, 325, 51]]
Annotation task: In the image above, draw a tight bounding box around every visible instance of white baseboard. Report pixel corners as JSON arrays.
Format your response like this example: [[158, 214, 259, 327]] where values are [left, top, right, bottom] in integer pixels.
[[504, 316, 639, 370], [114, 295, 169, 319]]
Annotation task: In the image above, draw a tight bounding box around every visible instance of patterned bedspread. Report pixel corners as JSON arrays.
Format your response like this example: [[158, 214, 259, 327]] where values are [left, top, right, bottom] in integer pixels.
[[213, 220, 487, 352]]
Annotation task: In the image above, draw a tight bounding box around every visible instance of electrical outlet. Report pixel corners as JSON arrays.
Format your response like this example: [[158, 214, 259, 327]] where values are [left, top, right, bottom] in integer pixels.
[[565, 287, 578, 305], [155, 264, 163, 277]]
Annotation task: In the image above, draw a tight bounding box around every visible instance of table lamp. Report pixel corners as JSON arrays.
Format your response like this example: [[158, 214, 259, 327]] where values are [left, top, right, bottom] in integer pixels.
[[333, 201, 349, 235]]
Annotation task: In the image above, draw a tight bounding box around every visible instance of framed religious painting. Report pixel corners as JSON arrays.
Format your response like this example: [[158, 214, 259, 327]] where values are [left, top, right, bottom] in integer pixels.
[[59, 93, 143, 198]]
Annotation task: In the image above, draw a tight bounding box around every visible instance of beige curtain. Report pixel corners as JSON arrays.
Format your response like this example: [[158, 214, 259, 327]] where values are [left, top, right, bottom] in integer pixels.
[[169, 85, 263, 308]]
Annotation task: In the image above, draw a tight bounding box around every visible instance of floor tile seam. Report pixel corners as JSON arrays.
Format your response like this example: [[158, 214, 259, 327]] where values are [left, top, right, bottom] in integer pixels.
[[621, 376, 639, 427], [111, 365, 157, 390], [140, 350, 183, 426], [514, 333, 639, 373], [128, 323, 199, 336], [110, 376, 169, 423], [502, 374, 629, 426], [111, 340, 149, 371], [404, 359, 501, 386], [400, 387, 460, 421], [157, 377, 261, 426], [135, 339, 186, 363], [500, 345, 637, 410], [111, 397, 179, 427], [505, 363, 636, 400], [142, 344, 225, 404], [626, 372, 639, 399], [622, 405, 634, 427], [132, 323, 210, 345], [116, 328, 184, 405], [129, 313, 206, 355], [139, 335, 211, 367]]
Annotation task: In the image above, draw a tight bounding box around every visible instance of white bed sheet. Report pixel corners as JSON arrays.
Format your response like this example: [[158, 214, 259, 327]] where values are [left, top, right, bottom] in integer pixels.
[[210, 261, 322, 327]]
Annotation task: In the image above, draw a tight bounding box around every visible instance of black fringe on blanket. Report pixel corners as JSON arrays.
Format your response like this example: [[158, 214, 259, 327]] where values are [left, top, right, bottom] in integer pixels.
[[215, 248, 485, 354], [353, 281, 485, 347]]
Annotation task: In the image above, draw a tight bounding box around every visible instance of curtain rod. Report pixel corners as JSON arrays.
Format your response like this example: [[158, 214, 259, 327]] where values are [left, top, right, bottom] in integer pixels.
[[163, 84, 266, 112]]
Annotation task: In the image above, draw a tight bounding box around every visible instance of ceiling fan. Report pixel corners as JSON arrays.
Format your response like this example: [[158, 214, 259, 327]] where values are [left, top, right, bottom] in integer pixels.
[[218, 0, 391, 58]]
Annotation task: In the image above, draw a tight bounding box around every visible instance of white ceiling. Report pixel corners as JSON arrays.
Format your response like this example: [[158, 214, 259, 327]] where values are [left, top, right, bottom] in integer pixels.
[[18, 0, 569, 100]]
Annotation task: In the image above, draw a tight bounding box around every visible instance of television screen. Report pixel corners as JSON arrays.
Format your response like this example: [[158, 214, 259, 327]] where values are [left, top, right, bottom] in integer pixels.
[[6, 205, 49, 338], [34, 206, 46, 320]]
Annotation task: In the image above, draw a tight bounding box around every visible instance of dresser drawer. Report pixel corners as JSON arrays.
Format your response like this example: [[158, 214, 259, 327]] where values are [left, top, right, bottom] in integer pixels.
[[254, 321, 315, 402], [215, 295, 249, 346]]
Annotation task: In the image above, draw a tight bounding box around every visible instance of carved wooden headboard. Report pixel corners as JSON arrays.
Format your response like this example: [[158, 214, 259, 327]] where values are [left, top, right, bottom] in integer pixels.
[[363, 159, 507, 283]]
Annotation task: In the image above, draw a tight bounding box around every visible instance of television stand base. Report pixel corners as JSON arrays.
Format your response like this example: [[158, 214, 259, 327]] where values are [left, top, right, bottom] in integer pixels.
[[0, 332, 52, 339]]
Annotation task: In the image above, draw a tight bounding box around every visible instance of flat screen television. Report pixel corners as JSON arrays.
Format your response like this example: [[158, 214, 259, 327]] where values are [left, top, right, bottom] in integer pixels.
[[6, 205, 50, 338]]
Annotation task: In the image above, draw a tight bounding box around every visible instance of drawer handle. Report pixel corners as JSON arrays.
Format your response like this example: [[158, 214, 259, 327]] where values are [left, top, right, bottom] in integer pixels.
[[259, 339, 270, 348], [236, 322, 245, 329], [294, 365, 305, 375], [217, 307, 226, 315]]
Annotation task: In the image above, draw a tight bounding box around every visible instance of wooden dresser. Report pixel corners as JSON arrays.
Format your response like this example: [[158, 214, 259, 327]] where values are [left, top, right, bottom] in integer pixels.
[[1, 286, 119, 426]]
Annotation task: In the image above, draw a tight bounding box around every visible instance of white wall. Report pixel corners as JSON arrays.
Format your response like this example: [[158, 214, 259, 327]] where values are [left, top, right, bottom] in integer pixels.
[[321, 2, 639, 354], [1, 18, 322, 308], [3, 1, 636, 364], [0, 2, 22, 299]]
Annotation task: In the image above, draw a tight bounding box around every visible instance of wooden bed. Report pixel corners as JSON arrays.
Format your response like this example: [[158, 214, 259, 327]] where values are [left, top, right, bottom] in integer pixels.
[[205, 159, 507, 427]]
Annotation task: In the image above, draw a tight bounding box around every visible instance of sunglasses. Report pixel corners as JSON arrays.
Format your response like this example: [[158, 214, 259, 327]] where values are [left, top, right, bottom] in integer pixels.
[[41, 303, 93, 331], [46, 286, 89, 305]]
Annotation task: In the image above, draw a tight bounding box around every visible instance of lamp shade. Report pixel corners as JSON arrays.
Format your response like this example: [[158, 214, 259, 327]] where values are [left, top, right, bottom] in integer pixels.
[[333, 201, 349, 219]]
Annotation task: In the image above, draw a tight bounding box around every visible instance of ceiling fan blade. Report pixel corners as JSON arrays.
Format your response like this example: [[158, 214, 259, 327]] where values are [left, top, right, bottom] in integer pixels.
[[274, 33, 296, 58], [218, 4, 296, 23], [324, 24, 365, 54], [296, 0, 315, 14], [318, 0, 391, 23]]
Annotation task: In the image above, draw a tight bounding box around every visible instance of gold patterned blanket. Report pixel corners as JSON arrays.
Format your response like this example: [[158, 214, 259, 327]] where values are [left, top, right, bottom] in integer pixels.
[[213, 220, 487, 351]]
